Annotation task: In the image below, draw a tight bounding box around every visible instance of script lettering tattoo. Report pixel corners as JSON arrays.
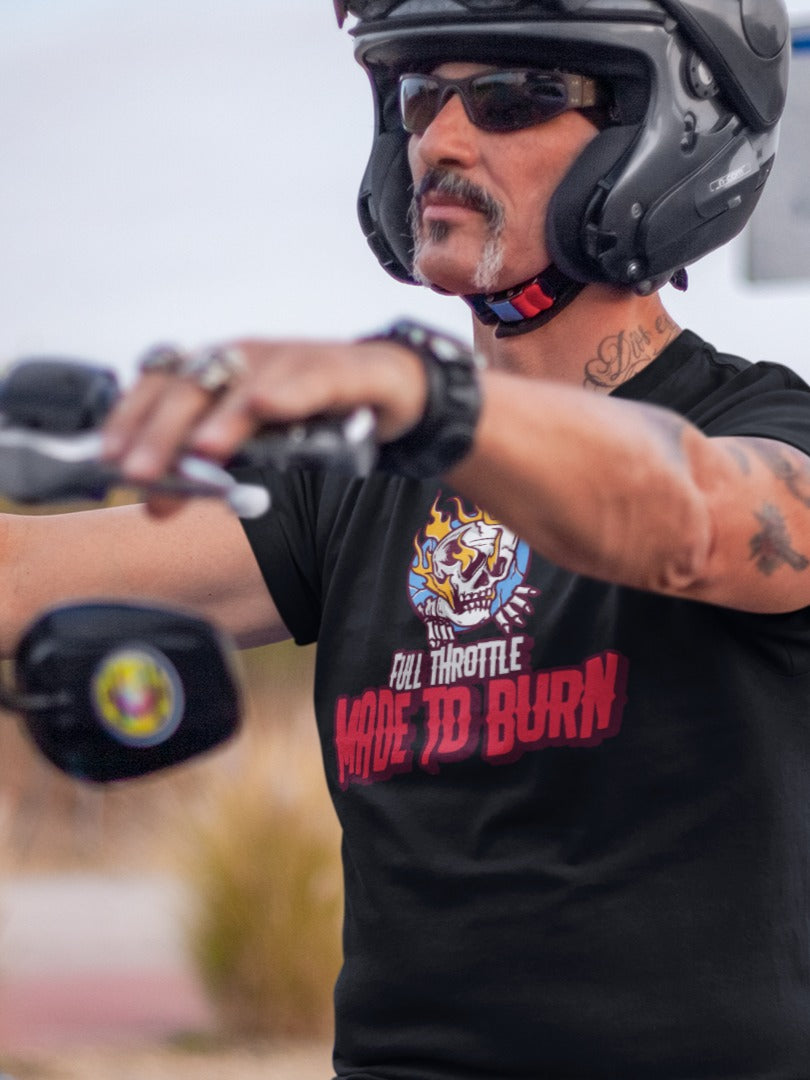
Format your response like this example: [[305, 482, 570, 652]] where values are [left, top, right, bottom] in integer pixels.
[[749, 503, 809, 575], [748, 440, 810, 508], [584, 326, 653, 390], [584, 316, 681, 391], [654, 314, 679, 345]]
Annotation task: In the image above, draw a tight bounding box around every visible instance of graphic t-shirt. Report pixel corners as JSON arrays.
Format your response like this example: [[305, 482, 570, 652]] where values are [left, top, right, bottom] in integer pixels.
[[239, 331, 810, 1079]]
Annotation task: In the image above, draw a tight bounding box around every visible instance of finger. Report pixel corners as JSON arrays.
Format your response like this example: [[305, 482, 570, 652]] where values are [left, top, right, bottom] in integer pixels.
[[185, 350, 339, 461], [118, 380, 215, 483], [189, 397, 260, 462], [237, 340, 425, 442], [220, 343, 351, 419], [142, 491, 190, 519], [102, 373, 173, 460], [117, 341, 256, 479], [189, 341, 410, 458], [103, 345, 189, 460]]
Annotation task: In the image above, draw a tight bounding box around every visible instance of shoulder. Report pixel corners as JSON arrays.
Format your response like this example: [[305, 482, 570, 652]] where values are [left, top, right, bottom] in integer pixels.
[[679, 330, 809, 394]]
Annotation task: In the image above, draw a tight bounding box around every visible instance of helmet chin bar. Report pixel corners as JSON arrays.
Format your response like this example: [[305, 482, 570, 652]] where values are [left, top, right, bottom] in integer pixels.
[[461, 263, 587, 338]]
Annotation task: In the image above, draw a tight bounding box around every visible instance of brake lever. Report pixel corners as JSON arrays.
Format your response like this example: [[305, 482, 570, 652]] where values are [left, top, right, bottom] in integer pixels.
[[0, 426, 272, 518], [0, 356, 378, 518]]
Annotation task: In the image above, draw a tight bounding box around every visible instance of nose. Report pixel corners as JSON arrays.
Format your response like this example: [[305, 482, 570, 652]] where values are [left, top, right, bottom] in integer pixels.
[[412, 90, 479, 170]]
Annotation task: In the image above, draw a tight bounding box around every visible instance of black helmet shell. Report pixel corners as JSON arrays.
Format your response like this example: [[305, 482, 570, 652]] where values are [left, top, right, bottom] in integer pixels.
[[347, 0, 790, 292]]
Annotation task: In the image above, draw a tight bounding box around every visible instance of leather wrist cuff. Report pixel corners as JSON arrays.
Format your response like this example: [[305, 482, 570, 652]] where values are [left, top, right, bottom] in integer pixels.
[[363, 319, 484, 479]]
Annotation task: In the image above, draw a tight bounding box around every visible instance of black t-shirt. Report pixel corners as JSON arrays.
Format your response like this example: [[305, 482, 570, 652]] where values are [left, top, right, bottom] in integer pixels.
[[239, 331, 810, 1079]]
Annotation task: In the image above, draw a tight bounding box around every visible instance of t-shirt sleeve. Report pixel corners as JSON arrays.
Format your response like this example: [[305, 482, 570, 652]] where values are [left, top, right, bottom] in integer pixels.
[[690, 362, 810, 456], [232, 466, 323, 645]]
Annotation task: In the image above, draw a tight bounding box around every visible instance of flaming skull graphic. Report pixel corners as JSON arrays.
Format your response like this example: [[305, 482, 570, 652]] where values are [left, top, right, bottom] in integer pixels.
[[409, 497, 538, 646]]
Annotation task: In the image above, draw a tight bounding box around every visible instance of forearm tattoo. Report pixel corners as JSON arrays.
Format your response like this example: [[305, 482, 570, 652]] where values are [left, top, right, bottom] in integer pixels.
[[729, 439, 810, 574], [583, 315, 679, 391], [749, 503, 809, 575]]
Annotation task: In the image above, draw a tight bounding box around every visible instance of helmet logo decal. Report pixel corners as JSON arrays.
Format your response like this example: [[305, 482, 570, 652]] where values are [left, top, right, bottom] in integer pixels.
[[709, 162, 753, 194], [92, 645, 184, 747]]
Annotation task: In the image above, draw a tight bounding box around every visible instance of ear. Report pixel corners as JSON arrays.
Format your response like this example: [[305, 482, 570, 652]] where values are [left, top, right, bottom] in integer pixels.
[[546, 124, 640, 283], [358, 129, 416, 284]]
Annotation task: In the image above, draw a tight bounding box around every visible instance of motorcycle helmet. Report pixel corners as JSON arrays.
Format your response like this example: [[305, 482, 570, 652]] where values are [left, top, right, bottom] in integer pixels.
[[336, 0, 790, 299]]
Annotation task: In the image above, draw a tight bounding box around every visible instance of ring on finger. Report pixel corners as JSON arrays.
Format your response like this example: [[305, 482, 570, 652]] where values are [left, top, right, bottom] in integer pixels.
[[184, 345, 248, 394], [138, 343, 188, 376]]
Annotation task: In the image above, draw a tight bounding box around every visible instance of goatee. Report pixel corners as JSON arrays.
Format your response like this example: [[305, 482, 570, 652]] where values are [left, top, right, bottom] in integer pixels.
[[409, 168, 506, 293]]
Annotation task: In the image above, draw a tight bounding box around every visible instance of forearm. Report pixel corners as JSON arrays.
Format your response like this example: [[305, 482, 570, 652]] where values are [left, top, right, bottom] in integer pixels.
[[0, 501, 288, 657], [447, 370, 713, 594], [97, 327, 808, 612]]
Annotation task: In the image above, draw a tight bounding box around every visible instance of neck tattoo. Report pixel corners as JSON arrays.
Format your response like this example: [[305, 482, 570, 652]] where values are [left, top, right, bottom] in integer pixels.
[[582, 314, 679, 392]]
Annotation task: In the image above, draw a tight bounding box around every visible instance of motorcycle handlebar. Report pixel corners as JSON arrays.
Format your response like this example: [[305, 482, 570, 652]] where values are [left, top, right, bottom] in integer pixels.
[[0, 358, 378, 517]]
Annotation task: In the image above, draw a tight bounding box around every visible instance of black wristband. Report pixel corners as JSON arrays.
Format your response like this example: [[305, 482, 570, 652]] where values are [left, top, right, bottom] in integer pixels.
[[363, 319, 484, 479]]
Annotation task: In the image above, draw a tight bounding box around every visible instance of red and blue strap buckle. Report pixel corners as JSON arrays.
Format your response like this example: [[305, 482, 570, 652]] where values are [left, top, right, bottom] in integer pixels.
[[485, 280, 555, 322]]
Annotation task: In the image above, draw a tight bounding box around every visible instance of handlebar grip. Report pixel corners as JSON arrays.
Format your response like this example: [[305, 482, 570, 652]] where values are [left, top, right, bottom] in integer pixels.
[[235, 407, 378, 476], [0, 360, 378, 514]]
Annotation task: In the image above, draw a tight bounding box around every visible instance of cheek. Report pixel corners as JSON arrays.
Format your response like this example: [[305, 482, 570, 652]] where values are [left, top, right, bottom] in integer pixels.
[[407, 137, 423, 190]]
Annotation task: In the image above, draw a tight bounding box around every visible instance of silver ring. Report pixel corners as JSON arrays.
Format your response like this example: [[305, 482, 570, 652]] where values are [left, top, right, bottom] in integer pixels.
[[184, 345, 247, 394], [138, 344, 187, 376]]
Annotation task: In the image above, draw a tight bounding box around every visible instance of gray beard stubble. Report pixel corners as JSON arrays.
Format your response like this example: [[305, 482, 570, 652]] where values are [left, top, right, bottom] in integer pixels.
[[409, 169, 506, 293]]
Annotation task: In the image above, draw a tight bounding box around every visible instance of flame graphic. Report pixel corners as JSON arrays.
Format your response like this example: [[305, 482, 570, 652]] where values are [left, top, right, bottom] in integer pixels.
[[412, 497, 502, 612]]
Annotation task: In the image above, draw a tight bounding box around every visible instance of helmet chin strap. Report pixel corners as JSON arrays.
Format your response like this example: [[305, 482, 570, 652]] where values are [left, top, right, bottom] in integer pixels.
[[461, 263, 586, 338]]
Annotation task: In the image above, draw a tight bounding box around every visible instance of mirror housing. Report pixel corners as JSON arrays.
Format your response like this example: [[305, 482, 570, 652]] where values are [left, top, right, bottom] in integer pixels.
[[13, 601, 241, 782]]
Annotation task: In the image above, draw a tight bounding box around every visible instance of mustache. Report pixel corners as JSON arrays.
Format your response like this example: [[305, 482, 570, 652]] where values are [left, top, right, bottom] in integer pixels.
[[409, 168, 506, 232]]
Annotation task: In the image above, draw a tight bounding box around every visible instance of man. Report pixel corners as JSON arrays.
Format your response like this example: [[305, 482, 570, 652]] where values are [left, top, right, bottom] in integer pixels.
[[5, 0, 810, 1075]]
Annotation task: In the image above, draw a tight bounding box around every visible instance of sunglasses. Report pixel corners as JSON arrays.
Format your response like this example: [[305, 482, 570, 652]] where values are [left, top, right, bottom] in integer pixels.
[[398, 69, 604, 135]]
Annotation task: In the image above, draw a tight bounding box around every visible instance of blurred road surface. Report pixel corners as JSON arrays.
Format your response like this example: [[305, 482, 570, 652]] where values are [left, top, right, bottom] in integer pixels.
[[0, 873, 214, 1052]]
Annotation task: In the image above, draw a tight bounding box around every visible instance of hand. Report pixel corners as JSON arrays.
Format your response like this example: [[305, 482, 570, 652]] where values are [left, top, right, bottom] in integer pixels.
[[102, 338, 428, 488]]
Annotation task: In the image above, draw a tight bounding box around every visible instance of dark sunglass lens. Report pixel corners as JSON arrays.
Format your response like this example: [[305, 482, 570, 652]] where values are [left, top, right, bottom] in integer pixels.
[[469, 74, 528, 131], [399, 77, 439, 134], [473, 72, 568, 131]]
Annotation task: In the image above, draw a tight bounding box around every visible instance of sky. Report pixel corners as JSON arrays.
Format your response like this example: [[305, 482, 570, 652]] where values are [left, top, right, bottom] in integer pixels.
[[0, 0, 808, 383]]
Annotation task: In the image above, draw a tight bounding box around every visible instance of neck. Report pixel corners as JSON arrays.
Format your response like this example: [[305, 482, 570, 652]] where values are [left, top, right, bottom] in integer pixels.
[[471, 284, 681, 392]]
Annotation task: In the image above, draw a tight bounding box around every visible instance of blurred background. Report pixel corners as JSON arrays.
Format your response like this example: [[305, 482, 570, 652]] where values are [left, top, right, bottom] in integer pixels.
[[0, 0, 808, 378], [0, 1, 809, 1076]]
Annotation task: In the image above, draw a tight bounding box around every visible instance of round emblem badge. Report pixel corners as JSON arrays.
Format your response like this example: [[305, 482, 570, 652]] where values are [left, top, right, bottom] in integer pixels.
[[92, 645, 184, 747]]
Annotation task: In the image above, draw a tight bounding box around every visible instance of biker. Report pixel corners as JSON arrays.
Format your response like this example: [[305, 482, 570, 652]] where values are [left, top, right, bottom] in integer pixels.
[[5, 1, 810, 1076]]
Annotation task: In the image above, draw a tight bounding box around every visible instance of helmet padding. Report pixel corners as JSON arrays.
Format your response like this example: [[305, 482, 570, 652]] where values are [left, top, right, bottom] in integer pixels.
[[546, 123, 641, 283]]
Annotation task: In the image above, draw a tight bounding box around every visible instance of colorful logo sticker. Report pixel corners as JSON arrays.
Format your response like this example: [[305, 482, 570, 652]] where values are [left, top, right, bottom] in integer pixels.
[[92, 645, 184, 747], [409, 496, 538, 647]]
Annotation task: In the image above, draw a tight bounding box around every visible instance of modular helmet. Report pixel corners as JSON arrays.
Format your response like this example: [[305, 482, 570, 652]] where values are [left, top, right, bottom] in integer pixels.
[[336, 0, 790, 298]]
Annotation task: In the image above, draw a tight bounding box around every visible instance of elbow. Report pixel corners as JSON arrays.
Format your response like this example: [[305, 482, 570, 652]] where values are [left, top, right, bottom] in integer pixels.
[[652, 497, 714, 595]]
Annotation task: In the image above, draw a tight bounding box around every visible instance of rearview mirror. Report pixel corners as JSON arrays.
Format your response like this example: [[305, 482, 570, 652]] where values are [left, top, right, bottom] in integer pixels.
[[9, 601, 241, 782]]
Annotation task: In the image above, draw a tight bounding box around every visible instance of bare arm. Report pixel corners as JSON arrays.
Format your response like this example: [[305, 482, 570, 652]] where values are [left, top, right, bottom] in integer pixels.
[[0, 499, 287, 656], [102, 336, 810, 617], [449, 371, 810, 613]]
